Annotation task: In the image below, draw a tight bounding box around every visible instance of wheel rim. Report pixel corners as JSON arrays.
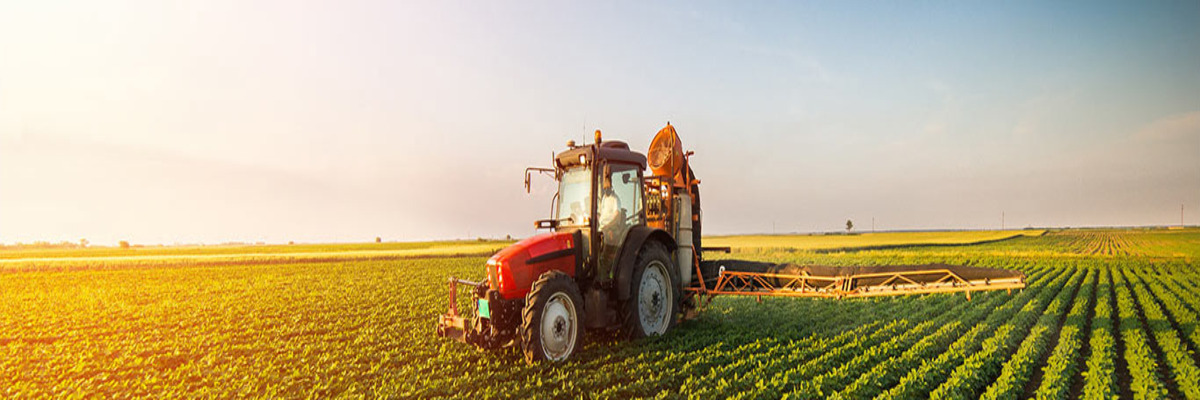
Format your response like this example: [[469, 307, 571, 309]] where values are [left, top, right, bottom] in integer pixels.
[[638, 261, 672, 335], [540, 292, 577, 361]]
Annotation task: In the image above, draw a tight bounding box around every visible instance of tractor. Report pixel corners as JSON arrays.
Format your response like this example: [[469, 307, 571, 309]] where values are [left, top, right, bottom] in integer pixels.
[[436, 124, 1025, 363]]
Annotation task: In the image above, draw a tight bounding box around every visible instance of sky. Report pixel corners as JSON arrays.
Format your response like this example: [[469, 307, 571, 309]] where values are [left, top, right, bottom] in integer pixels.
[[1, 1, 1198, 245]]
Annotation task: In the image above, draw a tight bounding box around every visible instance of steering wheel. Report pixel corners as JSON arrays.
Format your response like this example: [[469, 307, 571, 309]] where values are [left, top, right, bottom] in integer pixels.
[[623, 209, 640, 226]]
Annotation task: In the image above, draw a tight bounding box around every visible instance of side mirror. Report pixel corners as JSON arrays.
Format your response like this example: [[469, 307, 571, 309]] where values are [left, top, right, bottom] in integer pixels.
[[524, 167, 555, 194], [622, 173, 632, 184]]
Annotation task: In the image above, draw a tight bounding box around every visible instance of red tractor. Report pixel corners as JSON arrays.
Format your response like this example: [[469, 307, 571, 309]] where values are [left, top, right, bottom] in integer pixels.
[[436, 124, 1025, 363]]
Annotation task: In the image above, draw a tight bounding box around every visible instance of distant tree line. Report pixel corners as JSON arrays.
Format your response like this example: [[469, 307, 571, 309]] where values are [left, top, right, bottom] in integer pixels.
[[0, 239, 142, 249], [1, 240, 91, 249]]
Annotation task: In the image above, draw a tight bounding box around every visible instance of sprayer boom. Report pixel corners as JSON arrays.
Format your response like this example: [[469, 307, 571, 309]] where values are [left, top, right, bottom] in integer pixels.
[[691, 260, 1025, 301]]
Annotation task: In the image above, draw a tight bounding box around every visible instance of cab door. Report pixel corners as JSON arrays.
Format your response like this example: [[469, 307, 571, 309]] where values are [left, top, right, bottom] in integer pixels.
[[596, 162, 645, 281]]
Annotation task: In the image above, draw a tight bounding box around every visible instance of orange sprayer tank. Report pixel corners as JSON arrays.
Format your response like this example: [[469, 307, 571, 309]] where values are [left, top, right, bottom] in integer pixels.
[[648, 123, 684, 182]]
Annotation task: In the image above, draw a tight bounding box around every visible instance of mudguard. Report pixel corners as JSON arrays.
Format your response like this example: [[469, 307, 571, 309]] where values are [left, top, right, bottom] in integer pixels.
[[615, 226, 677, 301]]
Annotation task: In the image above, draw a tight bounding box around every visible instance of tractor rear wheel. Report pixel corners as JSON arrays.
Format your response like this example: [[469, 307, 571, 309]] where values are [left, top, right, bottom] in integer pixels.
[[520, 271, 585, 363], [623, 241, 679, 338]]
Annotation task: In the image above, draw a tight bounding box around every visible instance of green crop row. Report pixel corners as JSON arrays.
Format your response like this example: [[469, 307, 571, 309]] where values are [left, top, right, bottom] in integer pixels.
[[1123, 269, 1200, 399], [748, 319, 916, 398], [828, 265, 1050, 400], [1156, 275, 1200, 353], [933, 267, 1085, 399], [789, 283, 1016, 399], [877, 265, 1075, 399], [1033, 268, 1097, 399], [771, 293, 976, 398], [1082, 268, 1119, 399], [1113, 269, 1169, 399], [986, 268, 1097, 400]]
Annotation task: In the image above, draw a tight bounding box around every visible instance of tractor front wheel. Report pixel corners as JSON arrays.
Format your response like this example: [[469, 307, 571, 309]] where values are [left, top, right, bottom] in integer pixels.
[[521, 271, 585, 363]]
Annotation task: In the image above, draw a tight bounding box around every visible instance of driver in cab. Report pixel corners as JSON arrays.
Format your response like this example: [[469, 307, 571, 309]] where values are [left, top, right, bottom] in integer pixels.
[[597, 170, 629, 277], [598, 172, 625, 237]]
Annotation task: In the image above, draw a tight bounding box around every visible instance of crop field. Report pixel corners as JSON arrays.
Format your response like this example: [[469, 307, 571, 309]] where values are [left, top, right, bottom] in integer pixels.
[[2, 228, 1199, 398], [705, 229, 1046, 252]]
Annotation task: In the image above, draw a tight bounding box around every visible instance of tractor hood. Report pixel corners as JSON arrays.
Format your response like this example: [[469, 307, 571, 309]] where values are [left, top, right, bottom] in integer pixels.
[[486, 231, 580, 300]]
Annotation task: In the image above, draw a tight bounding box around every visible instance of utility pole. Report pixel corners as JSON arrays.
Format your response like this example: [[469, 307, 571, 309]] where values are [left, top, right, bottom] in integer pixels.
[[872, 217, 875, 232], [1002, 211, 1005, 230], [1183, 204, 1186, 227]]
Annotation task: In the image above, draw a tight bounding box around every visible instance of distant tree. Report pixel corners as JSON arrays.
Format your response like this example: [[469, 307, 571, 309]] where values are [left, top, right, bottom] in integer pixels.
[[80, 238, 89, 248], [506, 234, 512, 241], [375, 237, 382, 243], [846, 220, 854, 233], [119, 240, 130, 249], [288, 241, 295, 245]]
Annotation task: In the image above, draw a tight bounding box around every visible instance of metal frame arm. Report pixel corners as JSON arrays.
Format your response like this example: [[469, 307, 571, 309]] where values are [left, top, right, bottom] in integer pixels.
[[686, 265, 1025, 301]]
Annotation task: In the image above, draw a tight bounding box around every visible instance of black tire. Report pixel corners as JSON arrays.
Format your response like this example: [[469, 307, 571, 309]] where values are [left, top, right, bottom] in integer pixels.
[[521, 271, 585, 363], [623, 241, 681, 338]]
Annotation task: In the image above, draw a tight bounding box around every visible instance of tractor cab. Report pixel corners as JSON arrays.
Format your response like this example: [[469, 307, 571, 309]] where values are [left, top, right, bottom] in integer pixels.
[[545, 137, 648, 284]]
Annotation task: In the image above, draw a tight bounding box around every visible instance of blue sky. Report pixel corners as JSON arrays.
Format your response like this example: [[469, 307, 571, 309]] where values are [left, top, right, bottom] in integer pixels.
[[1, 1, 1198, 245]]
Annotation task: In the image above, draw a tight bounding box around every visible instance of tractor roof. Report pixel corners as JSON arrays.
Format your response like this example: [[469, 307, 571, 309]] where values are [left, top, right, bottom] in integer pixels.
[[555, 141, 647, 170]]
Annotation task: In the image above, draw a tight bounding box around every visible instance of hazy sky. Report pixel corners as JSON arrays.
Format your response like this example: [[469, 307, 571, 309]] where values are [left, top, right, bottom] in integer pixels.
[[2, 1, 1198, 245]]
